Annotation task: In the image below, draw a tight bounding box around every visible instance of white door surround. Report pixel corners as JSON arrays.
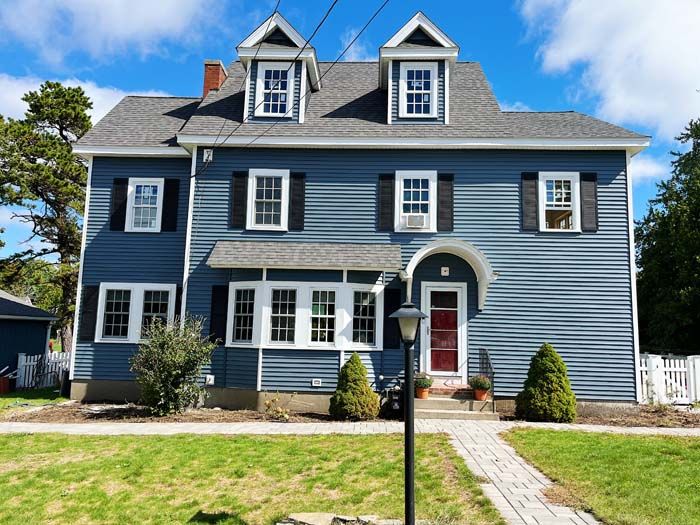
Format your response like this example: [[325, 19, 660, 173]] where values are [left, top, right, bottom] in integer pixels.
[[420, 281, 468, 383]]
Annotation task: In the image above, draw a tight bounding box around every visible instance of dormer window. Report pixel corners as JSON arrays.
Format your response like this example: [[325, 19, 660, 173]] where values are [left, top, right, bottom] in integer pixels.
[[255, 62, 293, 117], [399, 62, 437, 118]]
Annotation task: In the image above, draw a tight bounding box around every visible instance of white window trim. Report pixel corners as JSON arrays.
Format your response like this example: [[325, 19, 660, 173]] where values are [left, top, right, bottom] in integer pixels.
[[245, 168, 290, 231], [538, 172, 581, 233], [95, 282, 177, 343], [225, 280, 384, 351], [125, 178, 164, 233], [398, 61, 438, 119], [254, 61, 294, 118], [394, 170, 438, 233]]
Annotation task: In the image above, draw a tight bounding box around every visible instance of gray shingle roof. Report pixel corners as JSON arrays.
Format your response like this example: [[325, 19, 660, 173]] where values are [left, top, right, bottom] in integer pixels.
[[207, 241, 403, 270], [78, 96, 201, 147], [0, 289, 55, 320], [77, 61, 646, 148]]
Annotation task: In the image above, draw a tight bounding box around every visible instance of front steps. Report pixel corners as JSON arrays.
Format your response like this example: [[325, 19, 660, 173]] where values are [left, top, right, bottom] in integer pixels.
[[414, 390, 499, 421]]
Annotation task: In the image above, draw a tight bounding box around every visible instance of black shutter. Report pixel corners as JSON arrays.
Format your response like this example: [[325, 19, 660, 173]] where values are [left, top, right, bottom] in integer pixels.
[[383, 287, 402, 349], [161, 179, 180, 232], [437, 173, 454, 231], [209, 285, 229, 344], [521, 172, 539, 232], [174, 286, 183, 321], [231, 171, 248, 229], [109, 178, 128, 231], [78, 285, 99, 342], [580, 172, 599, 232], [377, 174, 395, 231], [289, 172, 306, 231]]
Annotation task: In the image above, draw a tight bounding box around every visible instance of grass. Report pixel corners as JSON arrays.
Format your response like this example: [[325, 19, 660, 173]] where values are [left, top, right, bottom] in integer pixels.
[[0, 387, 66, 412], [0, 433, 504, 525], [504, 428, 700, 525]]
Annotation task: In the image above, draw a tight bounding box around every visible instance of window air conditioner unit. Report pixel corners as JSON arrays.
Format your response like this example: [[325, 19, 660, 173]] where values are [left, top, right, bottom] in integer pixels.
[[405, 214, 427, 228]]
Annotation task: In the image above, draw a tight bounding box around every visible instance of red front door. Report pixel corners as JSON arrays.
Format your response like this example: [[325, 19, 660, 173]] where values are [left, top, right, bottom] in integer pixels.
[[429, 290, 459, 372]]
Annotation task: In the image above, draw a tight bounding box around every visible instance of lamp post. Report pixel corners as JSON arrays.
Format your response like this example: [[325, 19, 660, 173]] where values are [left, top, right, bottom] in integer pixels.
[[389, 301, 427, 525]]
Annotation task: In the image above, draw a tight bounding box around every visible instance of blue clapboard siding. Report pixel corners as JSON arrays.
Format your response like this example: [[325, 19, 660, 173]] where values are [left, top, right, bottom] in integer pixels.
[[261, 349, 339, 392], [186, 148, 635, 400], [390, 60, 445, 124], [210, 348, 258, 389], [0, 320, 49, 372], [247, 60, 302, 123], [74, 156, 191, 381]]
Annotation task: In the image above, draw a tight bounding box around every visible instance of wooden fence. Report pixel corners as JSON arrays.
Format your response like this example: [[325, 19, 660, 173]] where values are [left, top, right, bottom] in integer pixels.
[[16, 352, 71, 389], [639, 354, 700, 404]]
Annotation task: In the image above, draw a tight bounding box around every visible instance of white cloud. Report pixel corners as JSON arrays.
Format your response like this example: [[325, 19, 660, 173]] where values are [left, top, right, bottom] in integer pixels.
[[0, 73, 169, 124], [630, 153, 670, 184], [519, 0, 700, 142], [500, 100, 533, 112], [0, 0, 224, 65], [339, 28, 376, 62]]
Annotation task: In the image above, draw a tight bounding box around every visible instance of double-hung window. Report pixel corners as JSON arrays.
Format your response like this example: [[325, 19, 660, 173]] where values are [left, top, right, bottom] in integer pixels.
[[125, 178, 164, 233], [96, 283, 176, 343], [246, 169, 290, 231], [352, 291, 377, 345], [310, 290, 336, 344], [538, 172, 581, 232], [254, 62, 293, 117], [394, 170, 438, 232], [399, 62, 438, 118], [232, 289, 256, 343], [270, 288, 297, 344]]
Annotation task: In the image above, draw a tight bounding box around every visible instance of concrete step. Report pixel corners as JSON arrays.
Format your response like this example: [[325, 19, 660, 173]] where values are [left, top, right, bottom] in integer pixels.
[[415, 408, 499, 421], [415, 397, 492, 411]]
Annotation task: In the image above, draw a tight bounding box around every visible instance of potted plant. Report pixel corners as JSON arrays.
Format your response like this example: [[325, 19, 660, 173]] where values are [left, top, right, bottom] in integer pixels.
[[468, 375, 491, 401], [414, 373, 433, 399]]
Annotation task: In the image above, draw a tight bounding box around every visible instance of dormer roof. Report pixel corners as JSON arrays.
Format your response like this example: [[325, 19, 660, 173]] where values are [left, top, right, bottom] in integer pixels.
[[236, 12, 322, 89], [379, 12, 459, 89]]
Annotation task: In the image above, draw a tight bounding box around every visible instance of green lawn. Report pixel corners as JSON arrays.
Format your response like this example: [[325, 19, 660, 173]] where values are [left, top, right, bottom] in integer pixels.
[[504, 428, 700, 525], [0, 433, 504, 525], [0, 387, 66, 412]]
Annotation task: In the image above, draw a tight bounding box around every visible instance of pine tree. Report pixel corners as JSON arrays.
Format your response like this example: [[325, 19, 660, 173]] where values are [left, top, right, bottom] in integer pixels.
[[0, 81, 92, 352], [329, 352, 379, 420], [515, 343, 577, 422]]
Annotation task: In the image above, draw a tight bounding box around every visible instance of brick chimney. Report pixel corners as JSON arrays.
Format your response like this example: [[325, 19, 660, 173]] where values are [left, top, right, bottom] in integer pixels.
[[203, 59, 228, 98]]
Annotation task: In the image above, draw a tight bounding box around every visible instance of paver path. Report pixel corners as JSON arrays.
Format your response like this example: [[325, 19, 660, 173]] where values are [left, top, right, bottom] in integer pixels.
[[2, 419, 699, 525]]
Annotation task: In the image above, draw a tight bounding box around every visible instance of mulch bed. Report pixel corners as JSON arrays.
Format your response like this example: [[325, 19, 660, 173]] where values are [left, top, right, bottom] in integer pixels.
[[575, 405, 700, 428], [3, 402, 334, 424]]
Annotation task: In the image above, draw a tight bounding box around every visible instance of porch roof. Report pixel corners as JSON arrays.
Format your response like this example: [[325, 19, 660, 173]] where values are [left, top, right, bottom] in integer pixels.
[[207, 240, 403, 271]]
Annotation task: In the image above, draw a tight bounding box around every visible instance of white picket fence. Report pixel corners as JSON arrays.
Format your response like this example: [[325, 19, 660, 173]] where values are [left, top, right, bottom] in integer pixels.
[[639, 353, 700, 404], [16, 352, 71, 389]]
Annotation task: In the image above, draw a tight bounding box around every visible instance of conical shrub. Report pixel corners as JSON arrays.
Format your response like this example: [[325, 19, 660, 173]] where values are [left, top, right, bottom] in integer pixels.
[[515, 343, 577, 422], [329, 352, 379, 420]]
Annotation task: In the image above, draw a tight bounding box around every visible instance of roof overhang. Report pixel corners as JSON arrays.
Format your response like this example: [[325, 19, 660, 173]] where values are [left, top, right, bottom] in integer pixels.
[[177, 134, 650, 155], [72, 145, 191, 159], [0, 315, 57, 322]]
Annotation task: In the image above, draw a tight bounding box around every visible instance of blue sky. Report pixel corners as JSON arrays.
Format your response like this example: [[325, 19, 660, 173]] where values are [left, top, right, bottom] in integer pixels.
[[1, 0, 698, 257]]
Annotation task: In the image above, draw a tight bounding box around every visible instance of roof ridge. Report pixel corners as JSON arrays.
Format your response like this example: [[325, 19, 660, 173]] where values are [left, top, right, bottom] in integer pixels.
[[123, 95, 201, 100], [501, 110, 576, 114]]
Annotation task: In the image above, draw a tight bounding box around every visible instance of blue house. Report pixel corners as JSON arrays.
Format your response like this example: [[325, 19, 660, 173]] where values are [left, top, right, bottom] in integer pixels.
[[71, 12, 649, 410]]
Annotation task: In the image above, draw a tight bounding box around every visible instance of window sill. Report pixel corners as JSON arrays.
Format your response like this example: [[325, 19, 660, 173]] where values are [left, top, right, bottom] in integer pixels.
[[245, 225, 288, 232], [538, 229, 582, 234], [398, 113, 438, 119], [94, 338, 137, 344], [123, 229, 162, 234], [394, 228, 437, 234]]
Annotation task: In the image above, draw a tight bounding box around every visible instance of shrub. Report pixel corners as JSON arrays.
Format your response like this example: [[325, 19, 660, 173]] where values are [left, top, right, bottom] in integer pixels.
[[264, 391, 296, 422], [415, 373, 433, 389], [515, 342, 576, 423], [130, 317, 216, 416], [468, 374, 491, 391], [329, 352, 379, 420]]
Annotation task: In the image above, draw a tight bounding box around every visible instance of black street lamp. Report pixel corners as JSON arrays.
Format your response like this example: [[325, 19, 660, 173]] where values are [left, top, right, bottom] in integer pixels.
[[389, 301, 428, 525]]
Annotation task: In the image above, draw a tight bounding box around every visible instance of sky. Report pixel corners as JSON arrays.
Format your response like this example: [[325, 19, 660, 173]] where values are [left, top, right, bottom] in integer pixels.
[[1, 0, 699, 257]]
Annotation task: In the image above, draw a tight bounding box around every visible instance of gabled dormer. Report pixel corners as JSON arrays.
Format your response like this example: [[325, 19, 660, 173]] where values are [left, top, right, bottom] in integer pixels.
[[236, 12, 320, 124], [379, 12, 458, 125]]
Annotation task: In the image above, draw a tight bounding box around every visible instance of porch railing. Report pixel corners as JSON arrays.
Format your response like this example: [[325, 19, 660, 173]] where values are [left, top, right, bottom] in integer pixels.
[[469, 347, 496, 413]]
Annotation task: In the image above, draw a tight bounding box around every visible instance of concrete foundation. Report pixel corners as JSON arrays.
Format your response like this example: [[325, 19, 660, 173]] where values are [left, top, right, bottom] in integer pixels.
[[71, 380, 141, 403]]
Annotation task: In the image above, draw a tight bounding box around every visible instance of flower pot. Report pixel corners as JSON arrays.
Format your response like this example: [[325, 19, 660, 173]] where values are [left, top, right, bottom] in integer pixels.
[[474, 389, 489, 401], [415, 387, 430, 399]]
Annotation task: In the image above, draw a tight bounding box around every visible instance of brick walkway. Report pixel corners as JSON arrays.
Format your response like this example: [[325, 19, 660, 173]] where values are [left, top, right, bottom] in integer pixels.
[[2, 419, 699, 524]]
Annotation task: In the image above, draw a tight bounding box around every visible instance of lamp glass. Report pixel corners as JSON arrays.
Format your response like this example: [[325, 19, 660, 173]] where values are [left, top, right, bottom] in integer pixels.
[[398, 317, 420, 345]]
